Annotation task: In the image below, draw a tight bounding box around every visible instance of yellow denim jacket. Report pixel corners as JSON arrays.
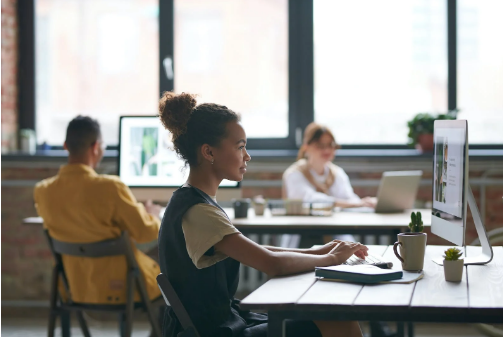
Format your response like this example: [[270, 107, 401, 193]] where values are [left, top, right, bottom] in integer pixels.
[[34, 164, 161, 304]]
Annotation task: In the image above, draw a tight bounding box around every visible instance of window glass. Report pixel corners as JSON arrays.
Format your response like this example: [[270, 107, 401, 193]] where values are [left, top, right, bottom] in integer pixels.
[[36, 0, 159, 145], [458, 0, 503, 144], [314, 0, 447, 144], [174, 0, 288, 138]]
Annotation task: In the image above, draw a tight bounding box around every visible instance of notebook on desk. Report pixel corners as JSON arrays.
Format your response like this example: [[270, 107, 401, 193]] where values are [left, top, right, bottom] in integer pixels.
[[315, 265, 403, 284]]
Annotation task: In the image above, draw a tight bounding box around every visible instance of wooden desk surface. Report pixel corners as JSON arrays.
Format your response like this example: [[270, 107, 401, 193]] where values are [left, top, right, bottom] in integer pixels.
[[241, 245, 503, 324]]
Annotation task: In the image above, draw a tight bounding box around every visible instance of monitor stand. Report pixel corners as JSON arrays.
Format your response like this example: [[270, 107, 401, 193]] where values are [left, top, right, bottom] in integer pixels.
[[432, 185, 493, 266]]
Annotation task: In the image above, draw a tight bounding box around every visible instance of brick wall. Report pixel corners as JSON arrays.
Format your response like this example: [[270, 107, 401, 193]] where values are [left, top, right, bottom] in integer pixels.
[[1, 0, 18, 152], [2, 157, 502, 301]]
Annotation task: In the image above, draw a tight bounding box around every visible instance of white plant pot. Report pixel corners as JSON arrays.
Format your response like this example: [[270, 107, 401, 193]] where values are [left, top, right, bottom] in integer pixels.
[[443, 259, 464, 282]]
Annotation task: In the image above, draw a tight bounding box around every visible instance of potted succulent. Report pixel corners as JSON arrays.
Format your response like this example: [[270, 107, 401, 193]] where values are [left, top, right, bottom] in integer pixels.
[[408, 211, 424, 233], [393, 212, 427, 271], [407, 111, 458, 152], [443, 247, 464, 282]]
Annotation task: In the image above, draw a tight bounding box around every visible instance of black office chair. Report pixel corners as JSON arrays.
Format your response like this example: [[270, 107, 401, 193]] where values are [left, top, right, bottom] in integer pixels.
[[157, 273, 201, 337], [44, 230, 162, 337]]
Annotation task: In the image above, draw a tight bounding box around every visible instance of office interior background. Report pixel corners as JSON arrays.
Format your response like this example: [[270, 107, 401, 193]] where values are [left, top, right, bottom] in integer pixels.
[[1, 0, 502, 334]]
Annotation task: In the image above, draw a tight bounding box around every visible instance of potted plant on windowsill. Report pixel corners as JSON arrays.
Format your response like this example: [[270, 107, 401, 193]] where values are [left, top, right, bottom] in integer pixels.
[[393, 212, 427, 271], [443, 247, 464, 282], [407, 111, 458, 152]]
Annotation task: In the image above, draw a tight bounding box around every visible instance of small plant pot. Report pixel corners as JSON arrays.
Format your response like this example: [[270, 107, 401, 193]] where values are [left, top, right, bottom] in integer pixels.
[[443, 259, 464, 282], [415, 134, 434, 153], [253, 202, 265, 216]]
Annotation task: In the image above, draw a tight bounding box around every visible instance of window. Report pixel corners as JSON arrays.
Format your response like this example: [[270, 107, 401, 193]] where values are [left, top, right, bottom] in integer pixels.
[[314, 0, 447, 144], [19, 0, 501, 150], [458, 0, 503, 144], [173, 0, 288, 138], [35, 0, 159, 145]]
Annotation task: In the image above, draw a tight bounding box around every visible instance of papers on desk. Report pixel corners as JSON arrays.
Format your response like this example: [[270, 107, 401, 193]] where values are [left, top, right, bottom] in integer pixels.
[[338, 206, 375, 213], [316, 265, 424, 284], [380, 271, 424, 284]]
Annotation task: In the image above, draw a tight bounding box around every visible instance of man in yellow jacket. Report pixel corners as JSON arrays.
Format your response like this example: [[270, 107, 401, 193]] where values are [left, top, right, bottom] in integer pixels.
[[34, 116, 162, 306]]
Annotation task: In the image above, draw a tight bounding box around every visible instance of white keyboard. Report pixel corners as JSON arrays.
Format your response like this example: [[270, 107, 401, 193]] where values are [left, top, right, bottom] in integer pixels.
[[344, 253, 393, 269]]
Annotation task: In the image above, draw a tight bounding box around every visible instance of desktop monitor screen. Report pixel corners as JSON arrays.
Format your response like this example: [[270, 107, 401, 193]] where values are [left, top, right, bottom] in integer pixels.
[[118, 116, 240, 188], [431, 119, 468, 246]]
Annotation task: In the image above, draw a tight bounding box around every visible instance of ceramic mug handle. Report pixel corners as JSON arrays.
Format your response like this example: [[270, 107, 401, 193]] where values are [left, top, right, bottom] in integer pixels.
[[393, 241, 404, 263]]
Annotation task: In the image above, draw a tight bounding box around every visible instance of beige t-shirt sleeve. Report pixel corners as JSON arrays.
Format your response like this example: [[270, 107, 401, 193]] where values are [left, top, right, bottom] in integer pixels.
[[182, 203, 240, 269]]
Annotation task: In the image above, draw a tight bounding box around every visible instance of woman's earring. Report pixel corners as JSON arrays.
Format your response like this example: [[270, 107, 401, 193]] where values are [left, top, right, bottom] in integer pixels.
[[211, 158, 214, 165]]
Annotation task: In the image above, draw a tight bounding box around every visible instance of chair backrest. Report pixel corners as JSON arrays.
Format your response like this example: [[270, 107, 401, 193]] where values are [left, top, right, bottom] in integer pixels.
[[156, 273, 200, 337], [44, 230, 139, 301], [45, 230, 137, 265], [49, 231, 130, 258]]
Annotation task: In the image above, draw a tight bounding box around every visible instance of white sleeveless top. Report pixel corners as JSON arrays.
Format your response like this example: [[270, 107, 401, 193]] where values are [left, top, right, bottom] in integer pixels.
[[283, 159, 361, 203]]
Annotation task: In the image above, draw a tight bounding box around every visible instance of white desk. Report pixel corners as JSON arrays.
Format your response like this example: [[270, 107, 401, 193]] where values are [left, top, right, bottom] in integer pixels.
[[24, 208, 432, 237], [227, 208, 431, 237], [241, 245, 503, 337]]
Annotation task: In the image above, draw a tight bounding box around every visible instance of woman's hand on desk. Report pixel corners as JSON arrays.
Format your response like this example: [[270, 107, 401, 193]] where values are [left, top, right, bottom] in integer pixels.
[[326, 241, 368, 265], [361, 197, 377, 208], [309, 240, 342, 255], [310, 240, 368, 258]]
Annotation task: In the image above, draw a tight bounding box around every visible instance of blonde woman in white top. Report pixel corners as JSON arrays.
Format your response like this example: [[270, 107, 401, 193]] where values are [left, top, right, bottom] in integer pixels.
[[282, 122, 376, 247]]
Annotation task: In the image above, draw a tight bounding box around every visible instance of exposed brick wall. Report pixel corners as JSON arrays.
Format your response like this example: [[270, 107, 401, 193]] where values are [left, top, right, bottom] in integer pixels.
[[1, 0, 18, 152], [2, 186, 52, 300]]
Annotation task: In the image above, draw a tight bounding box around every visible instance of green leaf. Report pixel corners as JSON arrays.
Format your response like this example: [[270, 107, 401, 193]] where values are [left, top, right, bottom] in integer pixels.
[[443, 247, 463, 261]]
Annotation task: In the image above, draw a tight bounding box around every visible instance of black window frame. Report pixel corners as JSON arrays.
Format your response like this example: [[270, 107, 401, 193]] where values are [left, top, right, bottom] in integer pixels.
[[17, 0, 502, 152]]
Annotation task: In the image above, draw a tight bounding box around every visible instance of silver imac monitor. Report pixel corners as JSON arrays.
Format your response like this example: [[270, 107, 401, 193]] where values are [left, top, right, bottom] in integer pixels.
[[431, 119, 493, 265], [431, 120, 468, 246], [118, 116, 241, 202]]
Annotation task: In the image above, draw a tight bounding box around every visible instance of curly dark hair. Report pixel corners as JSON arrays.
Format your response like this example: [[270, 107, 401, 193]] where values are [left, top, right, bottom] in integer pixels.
[[158, 91, 239, 167]]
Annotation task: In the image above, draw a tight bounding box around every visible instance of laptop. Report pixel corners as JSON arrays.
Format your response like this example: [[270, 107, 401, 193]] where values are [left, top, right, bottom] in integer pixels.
[[343, 170, 423, 213]]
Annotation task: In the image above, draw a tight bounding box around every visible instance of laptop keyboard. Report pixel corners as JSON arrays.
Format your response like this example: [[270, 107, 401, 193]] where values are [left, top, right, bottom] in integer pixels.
[[344, 253, 393, 269]]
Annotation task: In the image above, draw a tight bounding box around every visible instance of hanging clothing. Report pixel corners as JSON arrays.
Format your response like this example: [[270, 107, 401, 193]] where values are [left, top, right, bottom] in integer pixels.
[[34, 164, 161, 304]]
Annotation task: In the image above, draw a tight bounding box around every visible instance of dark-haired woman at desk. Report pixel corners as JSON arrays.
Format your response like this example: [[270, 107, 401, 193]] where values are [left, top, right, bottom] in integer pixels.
[[281, 123, 376, 247], [158, 92, 366, 337]]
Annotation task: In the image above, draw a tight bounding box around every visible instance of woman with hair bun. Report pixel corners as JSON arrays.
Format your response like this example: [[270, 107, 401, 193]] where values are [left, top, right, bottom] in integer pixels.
[[158, 92, 366, 337]]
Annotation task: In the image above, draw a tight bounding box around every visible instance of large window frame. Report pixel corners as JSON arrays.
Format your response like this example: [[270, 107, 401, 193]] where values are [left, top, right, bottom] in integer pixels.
[[17, 0, 502, 151]]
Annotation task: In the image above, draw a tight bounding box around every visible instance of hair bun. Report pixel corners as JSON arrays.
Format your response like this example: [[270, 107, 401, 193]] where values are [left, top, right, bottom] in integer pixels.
[[158, 91, 197, 138]]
